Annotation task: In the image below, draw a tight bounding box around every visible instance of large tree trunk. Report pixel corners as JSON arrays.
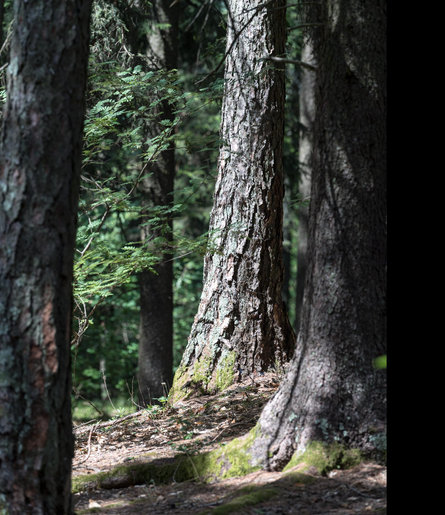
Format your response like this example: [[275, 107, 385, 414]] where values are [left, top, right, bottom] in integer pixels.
[[137, 0, 178, 405], [249, 0, 387, 470], [294, 41, 315, 336], [0, 1, 91, 512], [171, 0, 294, 400]]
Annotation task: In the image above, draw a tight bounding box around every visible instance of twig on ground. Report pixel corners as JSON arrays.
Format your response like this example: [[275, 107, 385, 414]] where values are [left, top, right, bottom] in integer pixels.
[[75, 422, 100, 467], [74, 410, 146, 436]]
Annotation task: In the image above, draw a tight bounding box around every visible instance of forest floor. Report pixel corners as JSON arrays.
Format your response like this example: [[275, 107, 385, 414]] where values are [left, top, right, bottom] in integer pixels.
[[72, 373, 387, 514]]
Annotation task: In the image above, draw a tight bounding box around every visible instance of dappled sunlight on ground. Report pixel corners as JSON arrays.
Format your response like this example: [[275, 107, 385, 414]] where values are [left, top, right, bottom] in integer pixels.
[[72, 373, 386, 514]]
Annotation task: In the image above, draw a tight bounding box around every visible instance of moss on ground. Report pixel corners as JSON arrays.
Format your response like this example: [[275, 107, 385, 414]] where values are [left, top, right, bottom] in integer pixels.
[[73, 426, 262, 494], [72, 457, 195, 493], [198, 485, 279, 514], [211, 424, 260, 479], [283, 441, 363, 476]]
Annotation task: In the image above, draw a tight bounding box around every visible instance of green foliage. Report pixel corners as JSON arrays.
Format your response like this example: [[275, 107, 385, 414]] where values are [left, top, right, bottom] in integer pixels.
[[373, 355, 387, 370], [70, 0, 308, 406], [72, 397, 134, 424], [71, 1, 225, 405], [1, 0, 306, 409], [72, 58, 180, 401]]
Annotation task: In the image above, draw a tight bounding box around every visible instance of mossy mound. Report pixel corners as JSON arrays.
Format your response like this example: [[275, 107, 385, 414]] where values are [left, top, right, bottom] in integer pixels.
[[283, 441, 363, 476], [198, 485, 279, 514], [210, 424, 260, 479], [73, 426, 261, 494], [72, 456, 196, 493]]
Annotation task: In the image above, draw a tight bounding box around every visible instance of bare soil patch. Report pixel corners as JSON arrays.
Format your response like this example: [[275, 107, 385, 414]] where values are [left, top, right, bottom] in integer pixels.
[[73, 373, 386, 514]]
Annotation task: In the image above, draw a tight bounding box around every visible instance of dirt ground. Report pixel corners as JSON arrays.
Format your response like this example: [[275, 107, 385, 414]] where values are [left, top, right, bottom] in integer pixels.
[[72, 373, 386, 514]]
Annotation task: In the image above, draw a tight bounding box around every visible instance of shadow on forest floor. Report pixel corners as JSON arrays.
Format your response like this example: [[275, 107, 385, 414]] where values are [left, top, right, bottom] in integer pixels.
[[72, 372, 386, 514]]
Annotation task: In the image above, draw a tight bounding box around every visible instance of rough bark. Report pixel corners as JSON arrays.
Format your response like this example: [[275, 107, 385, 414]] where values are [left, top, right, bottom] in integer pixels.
[[137, 0, 178, 404], [249, 0, 387, 470], [0, 1, 91, 512], [0, 0, 4, 51], [171, 0, 294, 399], [294, 41, 315, 336]]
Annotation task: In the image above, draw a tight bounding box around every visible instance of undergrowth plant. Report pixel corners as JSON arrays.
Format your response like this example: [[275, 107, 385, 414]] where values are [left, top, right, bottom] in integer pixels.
[[71, 40, 223, 403]]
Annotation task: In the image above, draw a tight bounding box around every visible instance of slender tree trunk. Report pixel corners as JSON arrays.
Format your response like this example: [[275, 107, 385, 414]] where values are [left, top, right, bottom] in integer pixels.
[[0, 1, 91, 512], [294, 41, 315, 336], [138, 0, 178, 404], [248, 0, 387, 470], [171, 0, 294, 400], [0, 0, 4, 51], [0, 0, 6, 70]]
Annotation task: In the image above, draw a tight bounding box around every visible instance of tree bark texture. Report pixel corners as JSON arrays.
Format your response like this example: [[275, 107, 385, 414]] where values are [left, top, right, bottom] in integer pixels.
[[249, 0, 387, 470], [138, 0, 178, 404], [0, 0, 4, 53], [172, 0, 294, 397], [0, 1, 91, 512], [294, 41, 315, 337]]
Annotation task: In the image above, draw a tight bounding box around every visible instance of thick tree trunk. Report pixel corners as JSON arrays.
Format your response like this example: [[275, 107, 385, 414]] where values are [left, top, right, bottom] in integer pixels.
[[249, 0, 387, 470], [171, 0, 294, 400], [138, 0, 178, 405], [294, 41, 315, 336], [0, 1, 91, 512]]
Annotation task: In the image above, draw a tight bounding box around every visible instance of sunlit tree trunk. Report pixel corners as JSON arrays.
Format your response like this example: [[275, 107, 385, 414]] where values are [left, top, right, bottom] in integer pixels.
[[171, 0, 294, 400], [0, 1, 91, 512], [249, 0, 387, 470]]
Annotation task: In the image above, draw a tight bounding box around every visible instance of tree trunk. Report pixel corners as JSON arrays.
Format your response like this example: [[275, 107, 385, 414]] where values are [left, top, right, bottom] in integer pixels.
[[138, 0, 178, 405], [248, 0, 387, 470], [0, 0, 4, 52], [294, 41, 315, 336], [0, 1, 91, 512], [171, 0, 294, 400]]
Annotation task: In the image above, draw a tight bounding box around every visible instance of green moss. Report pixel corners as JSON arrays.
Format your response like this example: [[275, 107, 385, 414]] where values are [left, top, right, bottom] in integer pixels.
[[170, 350, 239, 404], [180, 427, 260, 484], [72, 457, 197, 493], [76, 495, 161, 514], [215, 351, 236, 391], [193, 355, 213, 386], [199, 486, 278, 514], [188, 449, 224, 481], [73, 452, 226, 494], [73, 426, 262, 494], [169, 355, 215, 404], [168, 364, 192, 404], [283, 441, 363, 476], [211, 424, 260, 479]]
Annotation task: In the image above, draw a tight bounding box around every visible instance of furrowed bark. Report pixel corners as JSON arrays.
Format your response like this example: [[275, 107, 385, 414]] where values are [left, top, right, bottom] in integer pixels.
[[0, 1, 91, 512], [248, 0, 387, 470], [171, 0, 294, 399]]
